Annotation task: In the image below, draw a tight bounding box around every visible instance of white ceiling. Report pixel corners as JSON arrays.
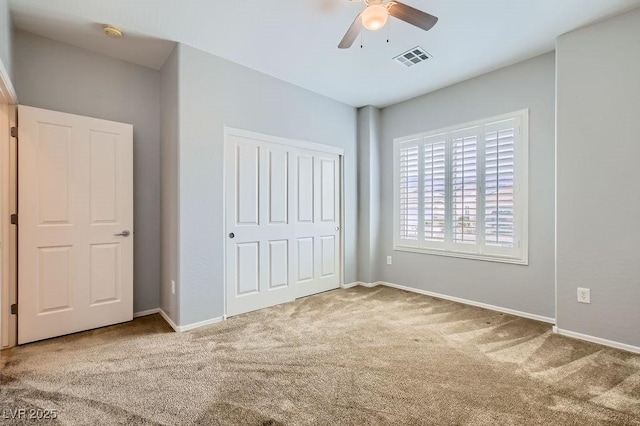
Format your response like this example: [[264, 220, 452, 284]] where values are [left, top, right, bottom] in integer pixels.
[[9, 0, 640, 108]]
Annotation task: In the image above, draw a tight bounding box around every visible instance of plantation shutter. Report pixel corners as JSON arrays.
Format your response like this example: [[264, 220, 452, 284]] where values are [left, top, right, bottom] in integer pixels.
[[451, 130, 478, 248], [484, 118, 520, 257], [424, 136, 446, 244], [393, 110, 527, 264], [397, 139, 420, 246]]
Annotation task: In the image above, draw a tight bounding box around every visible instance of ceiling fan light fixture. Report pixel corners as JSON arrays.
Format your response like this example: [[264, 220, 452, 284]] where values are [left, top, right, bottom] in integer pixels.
[[361, 4, 388, 31], [338, 0, 438, 49]]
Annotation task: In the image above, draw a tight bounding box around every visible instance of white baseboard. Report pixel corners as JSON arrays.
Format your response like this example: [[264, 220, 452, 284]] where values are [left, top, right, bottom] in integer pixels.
[[159, 309, 180, 332], [153, 284, 639, 354], [133, 308, 160, 318], [158, 309, 223, 333], [553, 327, 640, 354], [178, 316, 224, 332], [362, 281, 556, 324], [362, 282, 639, 354]]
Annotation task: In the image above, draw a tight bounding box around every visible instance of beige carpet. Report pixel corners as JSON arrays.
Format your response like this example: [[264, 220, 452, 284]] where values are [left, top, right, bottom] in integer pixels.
[[1, 286, 639, 425]]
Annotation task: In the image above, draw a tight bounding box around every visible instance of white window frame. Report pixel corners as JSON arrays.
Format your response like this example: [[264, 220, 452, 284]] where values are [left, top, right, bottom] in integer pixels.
[[393, 109, 529, 265]]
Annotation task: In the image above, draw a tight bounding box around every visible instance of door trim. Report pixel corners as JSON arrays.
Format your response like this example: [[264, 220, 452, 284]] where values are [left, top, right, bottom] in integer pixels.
[[224, 127, 345, 156], [0, 57, 19, 348], [1, 103, 17, 349], [222, 126, 345, 318], [0, 59, 17, 105]]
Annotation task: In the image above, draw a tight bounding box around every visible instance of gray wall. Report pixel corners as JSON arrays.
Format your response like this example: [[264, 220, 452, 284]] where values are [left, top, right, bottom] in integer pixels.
[[377, 52, 556, 318], [357, 106, 381, 283], [556, 8, 640, 346], [0, 0, 12, 80], [175, 44, 357, 326], [160, 46, 180, 323], [14, 31, 162, 313]]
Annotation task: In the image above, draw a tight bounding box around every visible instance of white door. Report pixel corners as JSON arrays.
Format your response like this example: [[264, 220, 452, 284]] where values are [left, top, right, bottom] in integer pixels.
[[225, 131, 341, 317], [18, 106, 133, 344], [225, 134, 296, 316], [294, 149, 341, 298]]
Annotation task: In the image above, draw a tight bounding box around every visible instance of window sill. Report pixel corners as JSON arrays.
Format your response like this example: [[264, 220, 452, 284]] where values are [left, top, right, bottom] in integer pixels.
[[393, 246, 528, 266]]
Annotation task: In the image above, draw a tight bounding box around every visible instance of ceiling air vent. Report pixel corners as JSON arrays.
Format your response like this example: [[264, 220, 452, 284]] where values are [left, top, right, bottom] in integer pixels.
[[393, 47, 432, 67]]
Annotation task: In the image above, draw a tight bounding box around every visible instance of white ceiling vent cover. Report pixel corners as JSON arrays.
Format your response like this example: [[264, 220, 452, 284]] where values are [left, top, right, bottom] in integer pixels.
[[394, 47, 432, 67]]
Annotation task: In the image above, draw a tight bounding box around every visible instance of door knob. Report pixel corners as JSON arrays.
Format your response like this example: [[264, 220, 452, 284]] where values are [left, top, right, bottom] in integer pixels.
[[335, 227, 340, 231], [114, 230, 131, 237], [229, 233, 235, 239]]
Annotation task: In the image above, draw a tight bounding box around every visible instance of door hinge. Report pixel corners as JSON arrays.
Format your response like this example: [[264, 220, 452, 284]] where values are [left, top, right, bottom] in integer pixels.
[[10, 127, 17, 138], [10, 213, 17, 225], [10, 303, 17, 315]]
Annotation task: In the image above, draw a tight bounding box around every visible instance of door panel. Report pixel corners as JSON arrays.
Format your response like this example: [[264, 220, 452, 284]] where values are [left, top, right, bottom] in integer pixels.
[[38, 246, 72, 313], [18, 105, 133, 344], [268, 240, 288, 289], [90, 130, 119, 223], [320, 159, 336, 222], [294, 151, 340, 298], [37, 123, 72, 225], [296, 237, 314, 282], [236, 144, 260, 226], [89, 243, 120, 305], [297, 155, 314, 223], [225, 135, 296, 316], [269, 150, 288, 224], [226, 132, 341, 316], [236, 242, 260, 295], [321, 236, 336, 277]]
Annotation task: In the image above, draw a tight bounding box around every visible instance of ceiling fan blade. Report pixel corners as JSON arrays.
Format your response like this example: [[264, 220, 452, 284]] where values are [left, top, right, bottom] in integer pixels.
[[388, 1, 438, 31], [338, 12, 363, 49]]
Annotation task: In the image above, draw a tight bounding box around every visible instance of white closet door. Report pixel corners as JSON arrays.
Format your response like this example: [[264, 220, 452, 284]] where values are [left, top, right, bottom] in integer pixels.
[[225, 134, 296, 316], [225, 131, 341, 317], [18, 106, 134, 344], [294, 150, 340, 298]]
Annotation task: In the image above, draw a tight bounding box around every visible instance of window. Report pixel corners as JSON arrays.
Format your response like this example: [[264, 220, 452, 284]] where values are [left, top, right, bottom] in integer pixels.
[[394, 110, 528, 264]]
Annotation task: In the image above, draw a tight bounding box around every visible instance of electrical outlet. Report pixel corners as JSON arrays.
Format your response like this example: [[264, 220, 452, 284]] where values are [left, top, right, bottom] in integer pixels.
[[387, 256, 392, 265], [577, 287, 590, 304], [171, 280, 176, 295]]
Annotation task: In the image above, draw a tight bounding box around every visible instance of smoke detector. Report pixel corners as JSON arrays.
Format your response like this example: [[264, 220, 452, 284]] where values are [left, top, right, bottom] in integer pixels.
[[393, 46, 431, 67], [102, 25, 123, 38]]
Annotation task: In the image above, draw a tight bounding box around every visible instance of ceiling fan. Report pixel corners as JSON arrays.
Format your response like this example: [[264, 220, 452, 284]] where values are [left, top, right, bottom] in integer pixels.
[[338, 0, 438, 49]]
